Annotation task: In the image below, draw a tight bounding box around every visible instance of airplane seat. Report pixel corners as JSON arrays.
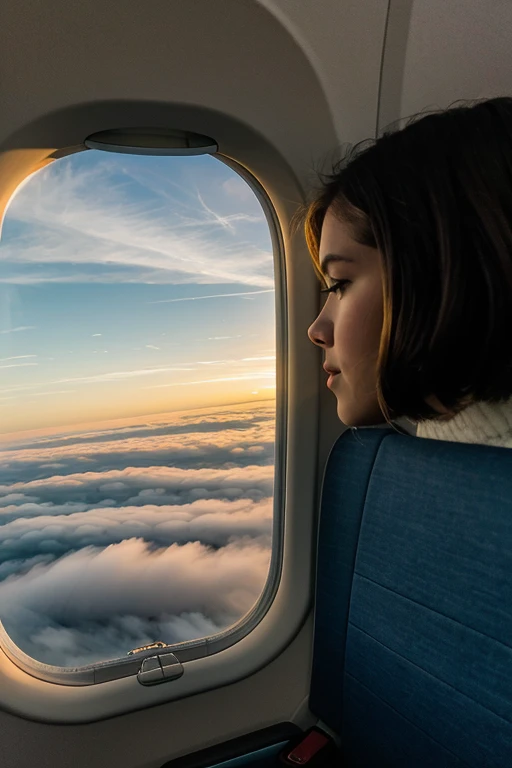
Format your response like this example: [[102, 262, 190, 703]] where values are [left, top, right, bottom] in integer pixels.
[[308, 427, 512, 766], [165, 427, 512, 768]]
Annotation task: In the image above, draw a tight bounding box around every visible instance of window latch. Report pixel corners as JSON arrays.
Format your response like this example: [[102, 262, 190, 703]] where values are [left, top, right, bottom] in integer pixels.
[[137, 652, 184, 686], [128, 641, 169, 656]]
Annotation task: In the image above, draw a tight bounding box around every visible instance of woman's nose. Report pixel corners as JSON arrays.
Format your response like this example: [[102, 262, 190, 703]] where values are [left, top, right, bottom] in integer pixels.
[[308, 312, 332, 347]]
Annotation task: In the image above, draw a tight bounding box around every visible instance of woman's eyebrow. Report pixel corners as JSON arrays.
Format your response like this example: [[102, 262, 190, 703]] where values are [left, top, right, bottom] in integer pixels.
[[319, 253, 355, 275]]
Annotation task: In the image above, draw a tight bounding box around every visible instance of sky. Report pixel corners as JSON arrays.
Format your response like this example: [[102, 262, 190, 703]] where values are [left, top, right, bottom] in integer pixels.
[[0, 149, 276, 436], [0, 150, 277, 668]]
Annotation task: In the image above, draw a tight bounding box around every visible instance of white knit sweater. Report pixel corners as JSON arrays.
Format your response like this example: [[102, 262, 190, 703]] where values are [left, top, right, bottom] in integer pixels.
[[415, 399, 512, 448]]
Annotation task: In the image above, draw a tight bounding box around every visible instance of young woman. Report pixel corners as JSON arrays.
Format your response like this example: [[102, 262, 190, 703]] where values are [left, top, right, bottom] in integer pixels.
[[297, 96, 512, 447]]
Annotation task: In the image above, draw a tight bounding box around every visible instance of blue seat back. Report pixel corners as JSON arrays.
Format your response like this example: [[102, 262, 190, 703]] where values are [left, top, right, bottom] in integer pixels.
[[309, 428, 512, 767]]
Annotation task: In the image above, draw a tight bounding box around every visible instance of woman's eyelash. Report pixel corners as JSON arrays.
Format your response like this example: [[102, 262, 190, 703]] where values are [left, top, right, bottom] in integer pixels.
[[320, 279, 351, 296]]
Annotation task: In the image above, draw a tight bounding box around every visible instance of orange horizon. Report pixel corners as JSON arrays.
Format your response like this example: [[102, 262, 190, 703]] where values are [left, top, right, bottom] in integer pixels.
[[0, 393, 276, 444]]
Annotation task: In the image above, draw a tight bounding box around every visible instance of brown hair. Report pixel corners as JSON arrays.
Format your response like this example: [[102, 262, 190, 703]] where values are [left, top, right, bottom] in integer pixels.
[[293, 97, 512, 424]]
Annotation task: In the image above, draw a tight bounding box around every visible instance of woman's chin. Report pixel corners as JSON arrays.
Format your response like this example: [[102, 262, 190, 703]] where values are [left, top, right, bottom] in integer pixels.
[[335, 398, 385, 428]]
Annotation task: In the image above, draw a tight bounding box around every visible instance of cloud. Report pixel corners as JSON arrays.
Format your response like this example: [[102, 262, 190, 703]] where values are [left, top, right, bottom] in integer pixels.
[[0, 537, 271, 666], [0, 401, 276, 667], [0, 355, 37, 362], [2, 156, 273, 287], [0, 496, 273, 561], [148, 289, 274, 304], [0, 364, 205, 397], [0, 326, 36, 334], [207, 336, 243, 340], [0, 463, 274, 521], [32, 390, 75, 397], [0, 356, 275, 399], [196, 191, 237, 233], [0, 554, 55, 581], [0, 403, 275, 486], [146, 371, 274, 389]]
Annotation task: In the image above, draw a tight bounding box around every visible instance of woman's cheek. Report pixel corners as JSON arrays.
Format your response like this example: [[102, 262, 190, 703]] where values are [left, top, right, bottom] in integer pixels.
[[335, 293, 381, 370], [334, 301, 359, 366]]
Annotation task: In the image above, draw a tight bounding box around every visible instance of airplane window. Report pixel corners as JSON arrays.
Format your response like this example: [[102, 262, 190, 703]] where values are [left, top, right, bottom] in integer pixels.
[[0, 150, 277, 669]]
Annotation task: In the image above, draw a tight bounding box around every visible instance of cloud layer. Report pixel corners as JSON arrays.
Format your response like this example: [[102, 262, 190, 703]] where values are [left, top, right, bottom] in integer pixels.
[[0, 402, 276, 667]]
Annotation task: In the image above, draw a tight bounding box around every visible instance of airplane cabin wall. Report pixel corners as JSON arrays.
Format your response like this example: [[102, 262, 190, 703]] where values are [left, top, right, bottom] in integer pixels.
[[0, 0, 510, 766]]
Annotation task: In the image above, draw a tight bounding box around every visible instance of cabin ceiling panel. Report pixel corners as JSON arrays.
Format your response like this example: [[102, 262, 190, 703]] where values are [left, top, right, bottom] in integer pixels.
[[380, 0, 512, 129], [257, 0, 390, 144], [0, 0, 393, 182], [0, 0, 349, 181]]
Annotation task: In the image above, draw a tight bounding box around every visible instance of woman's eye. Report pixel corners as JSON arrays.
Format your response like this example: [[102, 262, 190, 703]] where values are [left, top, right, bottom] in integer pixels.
[[320, 279, 351, 298]]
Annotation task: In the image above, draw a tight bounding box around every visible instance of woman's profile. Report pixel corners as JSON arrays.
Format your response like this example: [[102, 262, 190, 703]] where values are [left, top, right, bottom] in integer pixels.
[[295, 97, 512, 447]]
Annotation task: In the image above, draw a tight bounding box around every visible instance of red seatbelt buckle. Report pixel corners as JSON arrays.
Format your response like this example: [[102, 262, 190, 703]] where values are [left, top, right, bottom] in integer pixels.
[[278, 726, 340, 766]]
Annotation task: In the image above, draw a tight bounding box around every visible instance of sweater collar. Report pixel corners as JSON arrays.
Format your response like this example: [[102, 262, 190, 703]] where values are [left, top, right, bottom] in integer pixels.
[[415, 398, 512, 447]]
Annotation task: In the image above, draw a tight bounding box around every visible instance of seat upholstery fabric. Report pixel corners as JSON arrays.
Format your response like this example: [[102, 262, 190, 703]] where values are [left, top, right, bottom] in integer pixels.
[[308, 428, 512, 767]]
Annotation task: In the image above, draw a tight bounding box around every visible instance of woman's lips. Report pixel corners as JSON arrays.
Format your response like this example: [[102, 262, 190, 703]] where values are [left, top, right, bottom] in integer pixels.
[[326, 372, 340, 389]]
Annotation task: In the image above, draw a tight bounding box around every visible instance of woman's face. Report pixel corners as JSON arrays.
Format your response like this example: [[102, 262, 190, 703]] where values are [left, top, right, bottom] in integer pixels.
[[307, 208, 385, 426]]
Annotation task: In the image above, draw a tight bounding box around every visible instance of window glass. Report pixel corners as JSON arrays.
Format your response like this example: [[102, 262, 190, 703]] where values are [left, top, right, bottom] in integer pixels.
[[0, 150, 276, 667]]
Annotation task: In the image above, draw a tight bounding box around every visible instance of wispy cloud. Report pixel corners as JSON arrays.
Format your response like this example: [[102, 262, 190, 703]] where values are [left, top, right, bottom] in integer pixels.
[[2, 158, 274, 287], [0, 357, 274, 397], [0, 355, 37, 362], [148, 289, 274, 305], [0, 363, 38, 370], [146, 372, 275, 389], [242, 356, 275, 361], [0, 366, 197, 397], [196, 191, 236, 233], [0, 326, 36, 334], [32, 390, 75, 397]]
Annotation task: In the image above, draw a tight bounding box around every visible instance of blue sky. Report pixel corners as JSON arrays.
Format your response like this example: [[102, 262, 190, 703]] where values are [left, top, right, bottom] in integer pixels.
[[0, 150, 276, 435]]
